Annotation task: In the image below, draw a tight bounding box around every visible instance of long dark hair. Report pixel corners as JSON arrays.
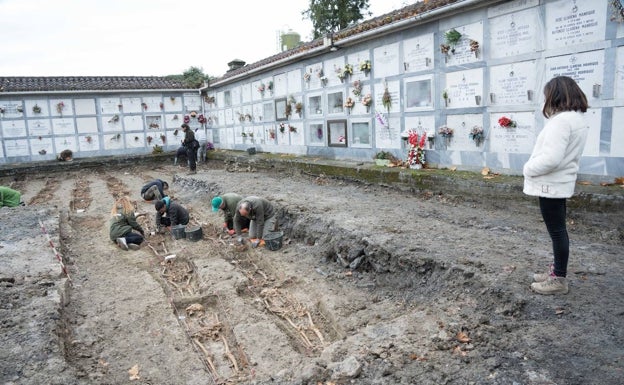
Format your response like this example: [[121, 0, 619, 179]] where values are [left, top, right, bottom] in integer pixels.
[[542, 76, 588, 118]]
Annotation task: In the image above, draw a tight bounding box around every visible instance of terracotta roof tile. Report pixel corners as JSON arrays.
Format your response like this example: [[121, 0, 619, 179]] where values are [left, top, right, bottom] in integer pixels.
[[0, 76, 189, 93]]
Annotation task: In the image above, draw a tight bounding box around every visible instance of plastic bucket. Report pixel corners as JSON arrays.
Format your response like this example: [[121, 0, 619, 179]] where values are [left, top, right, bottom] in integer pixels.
[[185, 226, 203, 242], [171, 225, 186, 239], [264, 231, 283, 251], [247, 147, 256, 155]]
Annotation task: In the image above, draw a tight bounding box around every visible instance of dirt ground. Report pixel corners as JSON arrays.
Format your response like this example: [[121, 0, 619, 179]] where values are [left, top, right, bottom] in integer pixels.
[[0, 156, 623, 385]]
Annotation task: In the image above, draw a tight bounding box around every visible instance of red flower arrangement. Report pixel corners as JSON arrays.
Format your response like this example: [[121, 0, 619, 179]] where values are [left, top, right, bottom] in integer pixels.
[[498, 116, 517, 128], [198, 114, 207, 124], [183, 115, 190, 124], [407, 131, 427, 167]]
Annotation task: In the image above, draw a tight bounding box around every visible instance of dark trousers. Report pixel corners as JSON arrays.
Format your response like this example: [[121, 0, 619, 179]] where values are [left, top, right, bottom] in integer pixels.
[[176, 146, 197, 171], [539, 197, 569, 277], [125, 232, 144, 245], [226, 217, 250, 230]]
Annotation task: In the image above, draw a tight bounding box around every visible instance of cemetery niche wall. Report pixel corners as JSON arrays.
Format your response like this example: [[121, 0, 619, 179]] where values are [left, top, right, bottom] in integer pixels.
[[2, 0, 622, 179]]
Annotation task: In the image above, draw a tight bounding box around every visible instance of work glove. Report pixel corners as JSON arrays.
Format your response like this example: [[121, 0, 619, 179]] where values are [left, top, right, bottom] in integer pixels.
[[241, 228, 249, 233], [227, 229, 236, 236], [250, 239, 265, 248], [222, 222, 228, 228]]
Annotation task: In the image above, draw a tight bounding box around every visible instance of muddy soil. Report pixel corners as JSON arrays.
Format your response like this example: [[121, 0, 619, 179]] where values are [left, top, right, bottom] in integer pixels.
[[1, 158, 622, 385]]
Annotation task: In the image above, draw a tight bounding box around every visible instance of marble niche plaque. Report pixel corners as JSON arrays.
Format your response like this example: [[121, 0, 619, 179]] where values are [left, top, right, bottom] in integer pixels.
[[374, 80, 400, 113], [54, 136, 77, 153], [488, 111, 536, 154], [28, 119, 52, 136], [325, 57, 346, 87], [30, 137, 54, 157], [489, 61, 537, 105], [545, 0, 607, 49], [78, 134, 100, 152], [445, 114, 484, 151], [403, 33, 434, 73], [374, 116, 401, 149], [545, 50, 604, 100], [489, 6, 542, 58], [287, 69, 302, 94], [581, 108, 601, 157], [2, 119, 27, 137], [125, 133, 145, 149], [443, 21, 483, 66], [610, 107, 624, 156], [373, 42, 400, 79], [101, 98, 122, 114], [52, 119, 76, 135], [404, 115, 435, 142], [184, 94, 202, 112], [241, 83, 252, 104], [274, 73, 287, 97], [347, 50, 370, 81], [74, 98, 96, 115], [4, 139, 30, 157], [121, 97, 142, 113], [304, 63, 323, 90], [445, 68, 484, 109], [613, 46, 624, 100], [76, 117, 98, 134]]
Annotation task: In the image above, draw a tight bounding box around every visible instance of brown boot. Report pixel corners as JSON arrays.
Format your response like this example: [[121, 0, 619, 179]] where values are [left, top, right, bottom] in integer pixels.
[[531, 275, 568, 295]]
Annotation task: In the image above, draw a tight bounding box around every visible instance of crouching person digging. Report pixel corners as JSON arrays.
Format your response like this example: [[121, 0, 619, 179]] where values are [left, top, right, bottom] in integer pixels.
[[110, 197, 145, 251], [234, 196, 277, 248], [155, 196, 189, 233]]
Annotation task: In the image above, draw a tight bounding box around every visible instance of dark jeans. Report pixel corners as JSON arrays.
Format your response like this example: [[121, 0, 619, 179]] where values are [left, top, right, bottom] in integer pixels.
[[539, 197, 569, 277], [176, 146, 197, 171], [160, 217, 171, 227], [125, 232, 144, 245]]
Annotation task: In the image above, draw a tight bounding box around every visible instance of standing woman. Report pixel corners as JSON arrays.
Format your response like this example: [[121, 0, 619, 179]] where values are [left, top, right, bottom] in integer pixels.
[[110, 196, 145, 251], [181, 123, 198, 175], [523, 76, 589, 295]]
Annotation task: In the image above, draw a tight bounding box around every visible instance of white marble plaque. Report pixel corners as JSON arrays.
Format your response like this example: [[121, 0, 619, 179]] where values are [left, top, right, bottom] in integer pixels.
[[325, 57, 346, 87], [124, 115, 143, 131], [30, 137, 53, 157], [404, 115, 436, 139], [274, 73, 287, 97], [488, 0, 538, 18], [25, 100, 48, 117], [5, 139, 30, 156], [489, 61, 538, 106], [164, 96, 179, 111], [74, 98, 96, 115], [0, 102, 23, 118], [217, 110, 225, 126], [307, 122, 324, 146], [166, 129, 181, 147], [241, 83, 252, 104], [610, 107, 624, 156], [403, 33, 435, 73], [126, 133, 145, 149], [54, 136, 77, 152], [165, 114, 182, 129], [347, 50, 371, 81], [305, 63, 324, 90], [52, 119, 75, 135], [103, 133, 124, 150], [277, 124, 290, 146], [545, 0, 607, 49], [101, 98, 122, 114], [102, 115, 122, 133], [445, 68, 484, 109], [443, 22, 483, 66], [375, 116, 401, 149], [489, 7, 542, 58], [489, 111, 536, 153], [614, 46, 624, 100], [374, 80, 400, 113], [142, 96, 162, 112], [582, 108, 601, 156], [373, 42, 400, 79], [252, 80, 265, 101], [76, 117, 98, 134], [224, 109, 233, 126], [51, 99, 72, 116], [121, 97, 142, 113], [287, 69, 302, 94], [290, 124, 304, 146], [78, 134, 100, 152], [184, 94, 202, 112], [544, 50, 604, 100], [2, 120, 27, 137], [445, 114, 485, 151], [349, 85, 371, 115], [229, 87, 241, 107], [28, 120, 51, 136]]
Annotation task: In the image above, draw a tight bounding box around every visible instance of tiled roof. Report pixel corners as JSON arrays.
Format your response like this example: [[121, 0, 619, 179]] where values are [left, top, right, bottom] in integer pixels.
[[214, 0, 460, 82], [0, 76, 190, 93]]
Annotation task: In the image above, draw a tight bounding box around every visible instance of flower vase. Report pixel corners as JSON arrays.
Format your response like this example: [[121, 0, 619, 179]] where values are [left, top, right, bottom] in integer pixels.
[[366, 106, 370, 113], [347, 108, 350, 115], [444, 136, 452, 147]]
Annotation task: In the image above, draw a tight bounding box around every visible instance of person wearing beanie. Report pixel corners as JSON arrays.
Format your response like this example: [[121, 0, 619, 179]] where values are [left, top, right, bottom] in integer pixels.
[[175, 123, 199, 174], [155, 197, 189, 232], [0, 186, 25, 207], [109, 196, 144, 251], [211, 193, 249, 235], [140, 179, 169, 201]]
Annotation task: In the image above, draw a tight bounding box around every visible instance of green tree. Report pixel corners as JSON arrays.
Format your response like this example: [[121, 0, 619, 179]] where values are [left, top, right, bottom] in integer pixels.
[[303, 0, 371, 39], [166, 66, 211, 88]]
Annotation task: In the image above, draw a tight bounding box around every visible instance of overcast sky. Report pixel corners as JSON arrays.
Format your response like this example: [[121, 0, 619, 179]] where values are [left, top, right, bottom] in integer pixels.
[[0, 0, 408, 78]]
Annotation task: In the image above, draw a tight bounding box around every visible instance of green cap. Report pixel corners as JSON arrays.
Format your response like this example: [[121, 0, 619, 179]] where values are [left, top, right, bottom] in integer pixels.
[[211, 196, 222, 212]]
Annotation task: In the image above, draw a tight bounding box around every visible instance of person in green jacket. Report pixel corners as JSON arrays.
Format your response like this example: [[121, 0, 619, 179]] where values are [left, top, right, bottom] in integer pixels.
[[234, 196, 277, 247], [211, 193, 250, 235], [0, 186, 24, 207], [109, 196, 145, 251]]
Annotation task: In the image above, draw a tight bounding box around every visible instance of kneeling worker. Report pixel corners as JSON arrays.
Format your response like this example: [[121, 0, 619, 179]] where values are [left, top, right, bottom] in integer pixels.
[[211, 193, 250, 235], [234, 196, 277, 248], [155, 197, 189, 232], [141, 179, 169, 201]]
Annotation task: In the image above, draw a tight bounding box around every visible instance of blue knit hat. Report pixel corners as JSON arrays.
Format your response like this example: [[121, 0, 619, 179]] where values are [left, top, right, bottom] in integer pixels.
[[211, 196, 222, 212]]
